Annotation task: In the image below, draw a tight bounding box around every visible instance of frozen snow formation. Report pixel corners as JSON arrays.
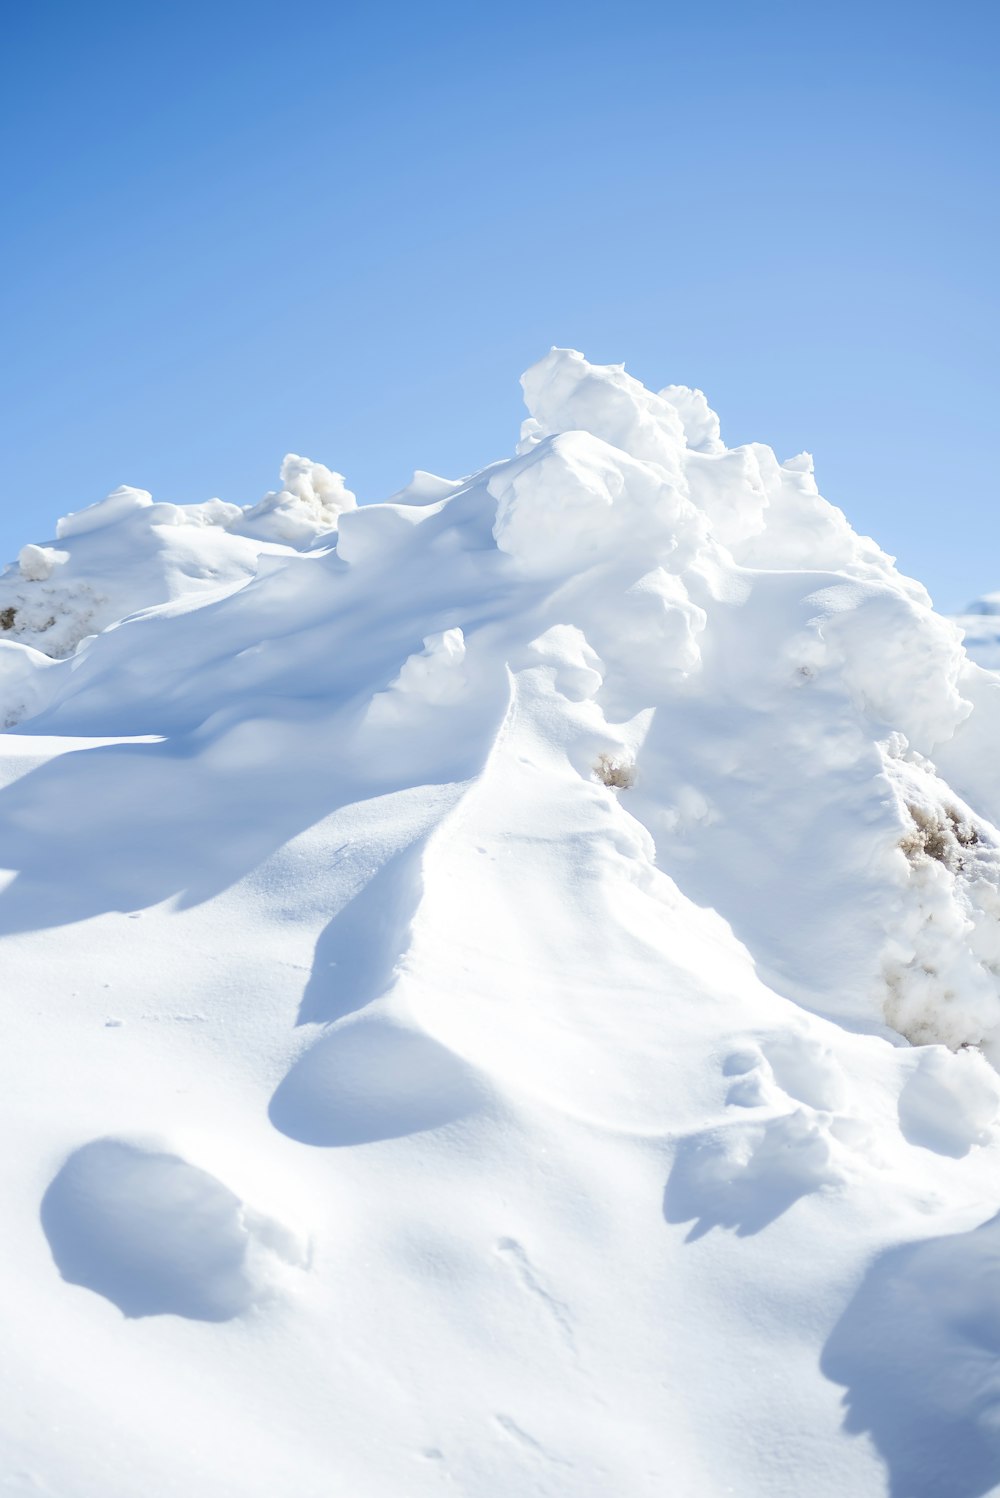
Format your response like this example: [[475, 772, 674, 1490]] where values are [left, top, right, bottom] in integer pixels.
[[4, 349, 1000, 1497]]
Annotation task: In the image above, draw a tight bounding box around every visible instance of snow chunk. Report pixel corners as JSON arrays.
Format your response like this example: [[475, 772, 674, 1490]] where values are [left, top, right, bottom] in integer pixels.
[[151, 497, 243, 529], [683, 446, 769, 547], [659, 384, 724, 453], [526, 625, 604, 702], [367, 629, 468, 724], [521, 348, 687, 479], [808, 581, 970, 753], [239, 454, 356, 547], [18, 544, 67, 581], [490, 431, 699, 578], [897, 1046, 1000, 1156], [725, 445, 900, 583], [589, 568, 706, 693]]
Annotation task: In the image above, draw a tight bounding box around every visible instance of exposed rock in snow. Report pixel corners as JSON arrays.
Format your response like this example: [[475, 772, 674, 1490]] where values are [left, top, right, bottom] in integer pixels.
[[3, 349, 1000, 1498]]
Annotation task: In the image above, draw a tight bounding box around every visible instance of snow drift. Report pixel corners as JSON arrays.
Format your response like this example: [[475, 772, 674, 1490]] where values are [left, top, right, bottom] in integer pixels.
[[953, 592, 1000, 673], [3, 349, 1000, 1498]]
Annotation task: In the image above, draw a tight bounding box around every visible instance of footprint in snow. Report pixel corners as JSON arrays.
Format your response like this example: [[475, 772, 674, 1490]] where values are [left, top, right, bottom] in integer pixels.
[[41, 1138, 305, 1320]]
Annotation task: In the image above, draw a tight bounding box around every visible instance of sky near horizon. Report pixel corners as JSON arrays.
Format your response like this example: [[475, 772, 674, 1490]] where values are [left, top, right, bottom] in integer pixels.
[[2, 0, 996, 612]]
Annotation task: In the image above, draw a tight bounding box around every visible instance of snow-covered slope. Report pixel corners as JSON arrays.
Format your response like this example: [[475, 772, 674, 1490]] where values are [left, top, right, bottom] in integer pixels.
[[4, 350, 1000, 1498], [954, 593, 1000, 672]]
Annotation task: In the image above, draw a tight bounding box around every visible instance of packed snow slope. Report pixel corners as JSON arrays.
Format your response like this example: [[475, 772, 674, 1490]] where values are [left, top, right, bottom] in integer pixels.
[[4, 350, 1000, 1498]]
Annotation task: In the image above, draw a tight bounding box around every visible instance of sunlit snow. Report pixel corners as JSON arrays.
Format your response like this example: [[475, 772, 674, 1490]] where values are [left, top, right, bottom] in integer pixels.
[[3, 350, 1000, 1498]]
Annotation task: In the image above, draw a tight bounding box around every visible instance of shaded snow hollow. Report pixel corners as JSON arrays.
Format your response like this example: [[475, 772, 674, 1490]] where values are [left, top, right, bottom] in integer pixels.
[[3, 349, 1000, 1498]]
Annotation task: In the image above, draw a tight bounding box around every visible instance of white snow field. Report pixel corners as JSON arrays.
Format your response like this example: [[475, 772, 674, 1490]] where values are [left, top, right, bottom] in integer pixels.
[[3, 349, 1000, 1498], [954, 595, 1000, 673]]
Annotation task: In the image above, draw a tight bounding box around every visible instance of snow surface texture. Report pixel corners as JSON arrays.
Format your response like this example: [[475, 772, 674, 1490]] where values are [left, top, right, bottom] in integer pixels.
[[4, 349, 1000, 1496]]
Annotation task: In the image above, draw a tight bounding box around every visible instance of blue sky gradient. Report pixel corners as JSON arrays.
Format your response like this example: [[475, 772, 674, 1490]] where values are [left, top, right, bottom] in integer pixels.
[[3, 0, 996, 610]]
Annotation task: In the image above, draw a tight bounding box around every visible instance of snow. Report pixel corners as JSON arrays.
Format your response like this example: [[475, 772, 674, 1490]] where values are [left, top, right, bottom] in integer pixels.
[[3, 349, 1000, 1496], [954, 593, 1000, 672]]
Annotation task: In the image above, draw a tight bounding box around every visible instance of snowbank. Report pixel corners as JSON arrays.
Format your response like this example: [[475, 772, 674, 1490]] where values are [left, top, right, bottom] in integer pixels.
[[3, 349, 1000, 1498]]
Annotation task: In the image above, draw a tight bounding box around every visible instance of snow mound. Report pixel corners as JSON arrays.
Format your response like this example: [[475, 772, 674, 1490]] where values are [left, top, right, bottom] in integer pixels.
[[5, 347, 1000, 1497], [0, 454, 353, 674]]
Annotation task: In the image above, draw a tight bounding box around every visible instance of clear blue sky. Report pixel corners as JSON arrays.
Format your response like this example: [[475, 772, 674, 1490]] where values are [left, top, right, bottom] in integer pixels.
[[3, 0, 997, 611]]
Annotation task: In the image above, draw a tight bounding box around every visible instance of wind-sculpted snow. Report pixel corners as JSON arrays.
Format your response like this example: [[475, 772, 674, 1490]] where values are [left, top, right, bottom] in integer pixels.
[[3, 349, 1000, 1497]]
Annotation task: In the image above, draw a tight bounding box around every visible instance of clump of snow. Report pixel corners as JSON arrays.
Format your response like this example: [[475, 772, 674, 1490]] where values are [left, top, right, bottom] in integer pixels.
[[658, 383, 724, 454], [520, 346, 688, 478], [367, 628, 468, 725], [526, 624, 604, 701], [18, 543, 67, 581], [808, 580, 970, 754], [896, 1046, 1000, 1156], [6, 346, 1000, 1497], [489, 431, 703, 578], [238, 453, 356, 546]]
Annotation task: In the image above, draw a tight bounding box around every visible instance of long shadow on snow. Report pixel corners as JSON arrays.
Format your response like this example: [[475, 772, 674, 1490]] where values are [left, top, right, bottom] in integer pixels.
[[822, 1211, 1000, 1498], [0, 736, 360, 934], [0, 731, 492, 1149], [295, 838, 426, 1026], [0, 718, 472, 937], [269, 1015, 488, 1147], [41, 1139, 268, 1321], [272, 826, 491, 1146]]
